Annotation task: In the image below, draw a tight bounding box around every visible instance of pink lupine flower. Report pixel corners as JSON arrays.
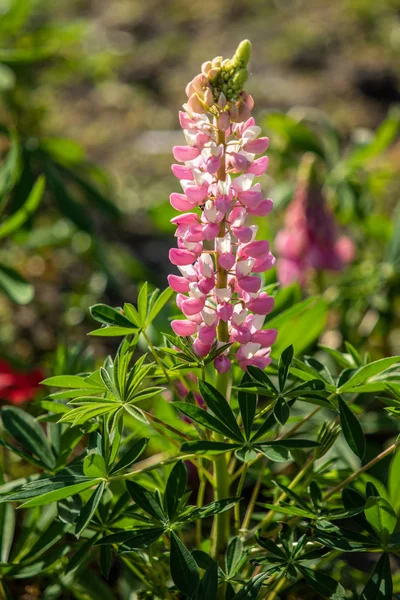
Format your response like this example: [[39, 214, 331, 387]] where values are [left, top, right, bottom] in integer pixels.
[[276, 155, 355, 287], [168, 40, 277, 371]]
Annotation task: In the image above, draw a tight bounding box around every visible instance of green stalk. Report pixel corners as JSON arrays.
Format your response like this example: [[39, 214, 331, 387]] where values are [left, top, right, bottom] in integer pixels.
[[212, 370, 230, 562], [234, 463, 248, 533]]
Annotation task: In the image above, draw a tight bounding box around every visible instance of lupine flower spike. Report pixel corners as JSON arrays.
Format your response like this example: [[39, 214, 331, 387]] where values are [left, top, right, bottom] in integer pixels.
[[168, 40, 277, 372], [276, 154, 355, 287]]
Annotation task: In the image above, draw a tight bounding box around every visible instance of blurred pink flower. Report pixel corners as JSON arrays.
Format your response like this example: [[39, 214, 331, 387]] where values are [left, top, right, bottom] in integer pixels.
[[276, 156, 355, 286]]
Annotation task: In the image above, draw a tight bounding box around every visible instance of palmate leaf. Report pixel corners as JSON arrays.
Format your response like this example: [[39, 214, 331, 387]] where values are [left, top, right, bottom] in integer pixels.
[[119, 527, 166, 551]]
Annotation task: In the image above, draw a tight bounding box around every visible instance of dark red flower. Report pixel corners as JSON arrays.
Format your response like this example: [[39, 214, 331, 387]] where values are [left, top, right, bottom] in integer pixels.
[[0, 359, 43, 406]]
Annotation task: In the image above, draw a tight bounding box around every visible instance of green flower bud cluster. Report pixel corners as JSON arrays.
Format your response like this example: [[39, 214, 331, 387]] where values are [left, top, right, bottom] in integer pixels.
[[206, 40, 252, 101]]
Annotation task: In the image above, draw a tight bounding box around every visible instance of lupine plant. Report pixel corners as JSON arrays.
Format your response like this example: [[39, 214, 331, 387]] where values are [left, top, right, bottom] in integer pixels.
[[1, 41, 400, 600]]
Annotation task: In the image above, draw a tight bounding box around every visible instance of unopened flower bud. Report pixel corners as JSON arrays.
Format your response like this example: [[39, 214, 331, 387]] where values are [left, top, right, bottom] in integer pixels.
[[204, 88, 214, 107], [212, 56, 222, 68], [234, 39, 252, 67], [201, 60, 212, 74], [218, 92, 227, 109], [232, 68, 249, 90], [207, 68, 220, 81]]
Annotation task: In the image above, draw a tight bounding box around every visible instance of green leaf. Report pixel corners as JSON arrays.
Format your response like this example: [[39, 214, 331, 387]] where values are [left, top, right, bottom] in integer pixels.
[[41, 375, 102, 389], [297, 566, 345, 599], [83, 454, 107, 478], [278, 345, 294, 391], [119, 527, 166, 551], [266, 296, 328, 358], [259, 502, 315, 519], [0, 175, 45, 239], [109, 438, 148, 475], [259, 445, 290, 462], [19, 479, 101, 508], [180, 498, 240, 522], [231, 573, 268, 599], [0, 503, 15, 563], [137, 282, 148, 325], [258, 439, 320, 449], [126, 481, 166, 523], [197, 562, 218, 600], [75, 482, 105, 536], [226, 537, 244, 578], [238, 382, 256, 440], [388, 449, 400, 514], [90, 304, 135, 328], [170, 531, 200, 597], [123, 404, 149, 424], [1, 406, 55, 470], [180, 441, 240, 454], [247, 365, 278, 393], [338, 396, 366, 459], [65, 535, 97, 574], [264, 112, 325, 156], [199, 381, 244, 442], [0, 264, 34, 304], [274, 397, 290, 426], [99, 544, 113, 579], [360, 553, 393, 600], [89, 326, 138, 337], [251, 413, 277, 442], [0, 128, 20, 212], [364, 497, 397, 544], [165, 460, 188, 521], [147, 287, 174, 323], [338, 357, 400, 393], [174, 402, 240, 440]]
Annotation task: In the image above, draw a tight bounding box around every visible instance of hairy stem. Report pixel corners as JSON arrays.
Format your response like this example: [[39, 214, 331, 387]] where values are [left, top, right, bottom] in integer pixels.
[[325, 439, 400, 500], [267, 573, 286, 600], [234, 463, 248, 532], [241, 458, 266, 535], [212, 370, 230, 562]]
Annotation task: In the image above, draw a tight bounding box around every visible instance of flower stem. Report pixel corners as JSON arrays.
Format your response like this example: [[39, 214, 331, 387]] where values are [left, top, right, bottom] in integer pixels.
[[212, 370, 230, 562], [324, 440, 400, 500], [234, 463, 248, 533], [267, 573, 286, 600]]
